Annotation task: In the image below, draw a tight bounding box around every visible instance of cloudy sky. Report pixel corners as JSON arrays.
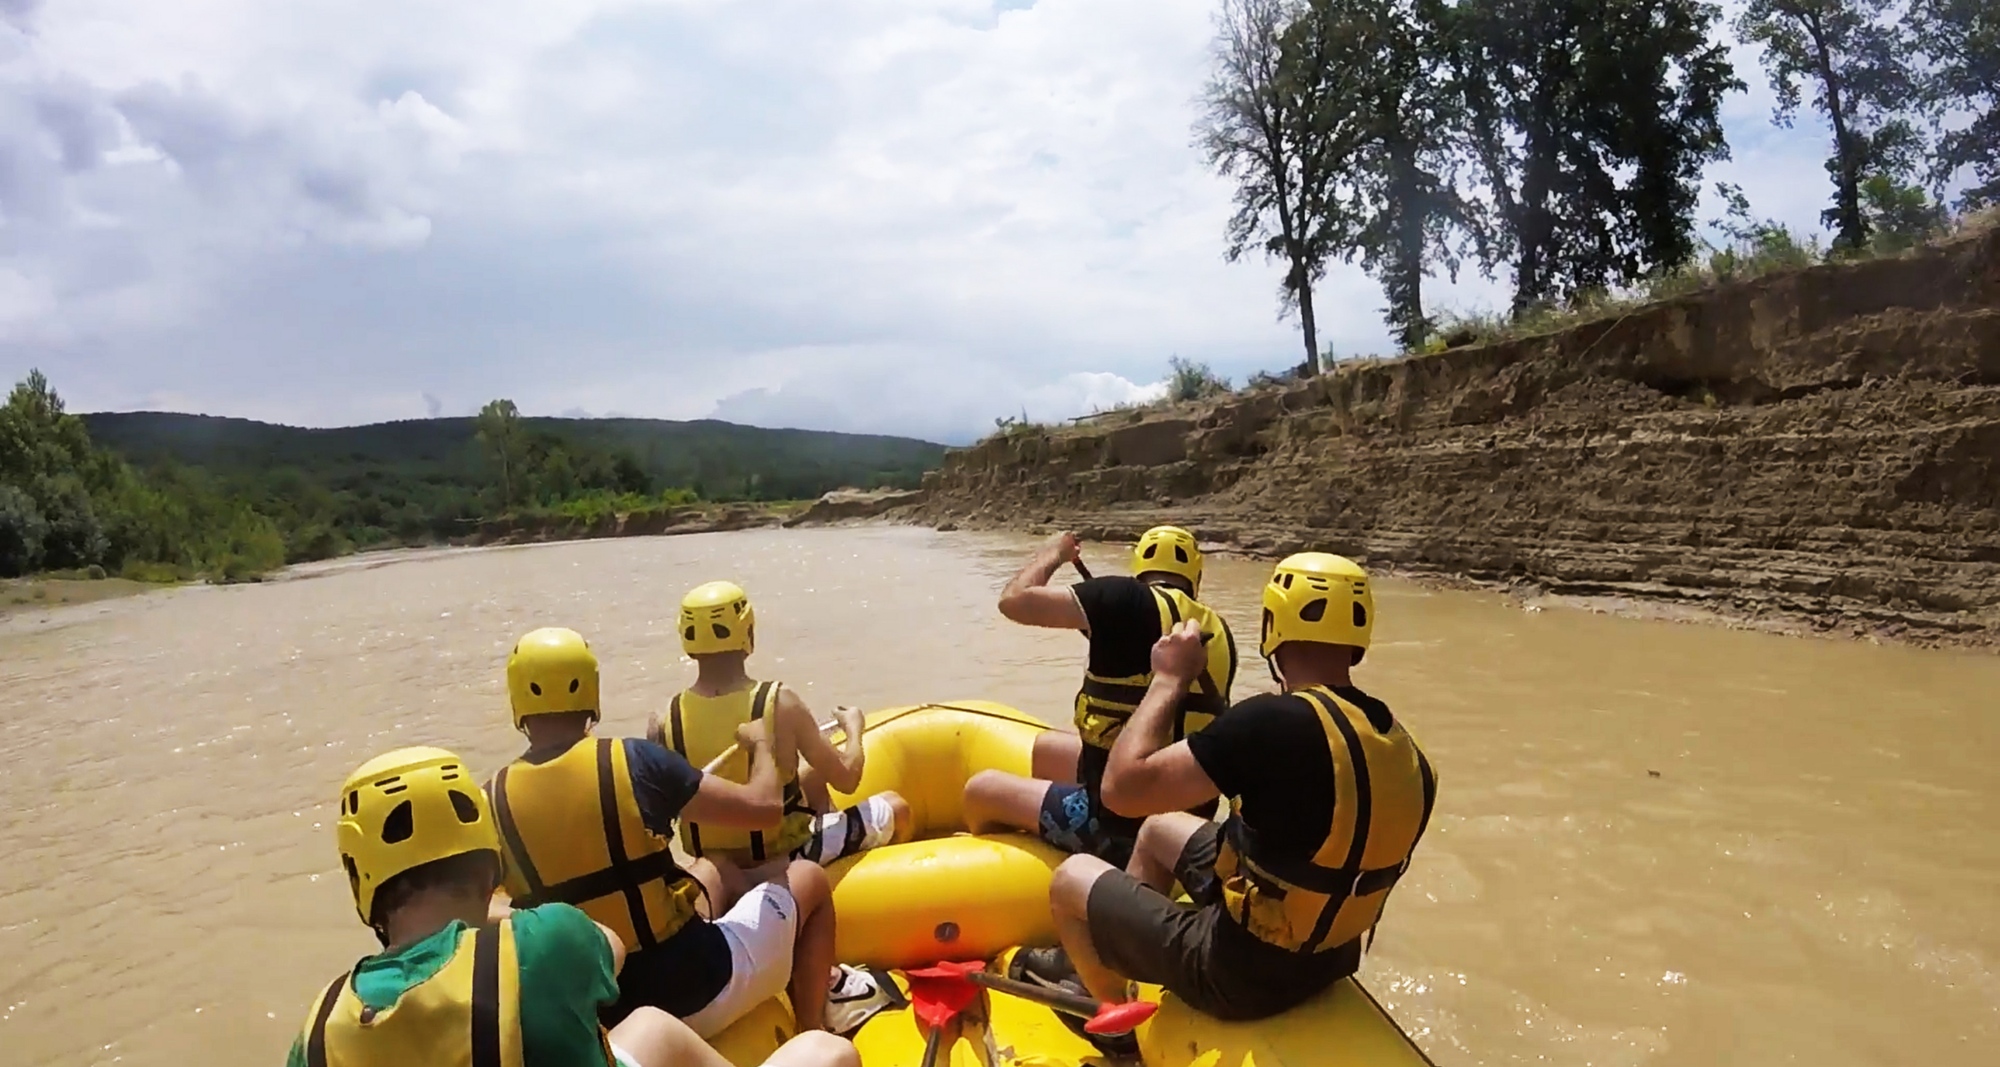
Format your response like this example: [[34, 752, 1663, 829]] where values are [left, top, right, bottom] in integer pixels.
[[0, 0, 1860, 444]]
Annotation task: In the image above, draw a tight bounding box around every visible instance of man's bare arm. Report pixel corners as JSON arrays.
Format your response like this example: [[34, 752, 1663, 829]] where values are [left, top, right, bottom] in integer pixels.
[[999, 531, 1090, 630], [679, 721, 785, 830], [781, 688, 866, 796], [1102, 620, 1222, 816]]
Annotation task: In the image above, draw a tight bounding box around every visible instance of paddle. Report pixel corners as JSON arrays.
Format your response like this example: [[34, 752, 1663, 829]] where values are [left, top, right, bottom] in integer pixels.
[[904, 961, 984, 1067], [1071, 558, 1094, 581], [965, 970, 1157, 1035], [907, 962, 1157, 1037]]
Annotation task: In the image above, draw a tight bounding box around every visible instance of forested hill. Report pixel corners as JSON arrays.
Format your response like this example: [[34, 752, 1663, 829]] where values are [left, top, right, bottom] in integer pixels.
[[81, 412, 946, 502]]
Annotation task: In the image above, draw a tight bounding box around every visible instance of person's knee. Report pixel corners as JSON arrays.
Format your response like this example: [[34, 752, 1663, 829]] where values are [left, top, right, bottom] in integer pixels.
[[784, 859, 832, 917], [963, 769, 1006, 805], [765, 1031, 860, 1067], [1050, 854, 1111, 917], [882, 791, 914, 841], [606, 1007, 704, 1067]]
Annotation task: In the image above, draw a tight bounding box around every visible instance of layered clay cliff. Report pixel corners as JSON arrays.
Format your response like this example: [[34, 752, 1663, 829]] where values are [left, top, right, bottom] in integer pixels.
[[904, 224, 2000, 647]]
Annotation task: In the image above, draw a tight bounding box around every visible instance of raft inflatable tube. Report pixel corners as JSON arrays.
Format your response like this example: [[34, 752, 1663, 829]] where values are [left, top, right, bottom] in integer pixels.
[[704, 701, 1435, 1067]]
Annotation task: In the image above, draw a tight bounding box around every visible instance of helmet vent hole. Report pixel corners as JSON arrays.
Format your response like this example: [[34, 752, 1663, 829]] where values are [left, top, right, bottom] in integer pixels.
[[1174, 546, 1188, 563], [343, 854, 360, 896], [449, 790, 481, 824], [381, 801, 415, 844], [683, 626, 696, 642], [1281, 574, 1294, 588], [346, 789, 359, 815], [1142, 544, 1158, 559], [1353, 604, 1368, 627], [529, 682, 543, 696], [1299, 598, 1328, 623], [712, 624, 731, 640], [568, 678, 579, 694]]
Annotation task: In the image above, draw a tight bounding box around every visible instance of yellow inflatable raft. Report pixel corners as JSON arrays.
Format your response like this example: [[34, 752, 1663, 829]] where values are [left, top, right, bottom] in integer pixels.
[[704, 701, 1435, 1067]]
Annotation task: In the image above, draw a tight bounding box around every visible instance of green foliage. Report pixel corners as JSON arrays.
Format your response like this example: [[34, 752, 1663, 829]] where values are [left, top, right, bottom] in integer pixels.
[[0, 484, 48, 577], [1735, 0, 1921, 252], [1310, 0, 1485, 350], [1454, 0, 1742, 315], [1196, 0, 1354, 372], [1168, 357, 1233, 402], [1911, 0, 2000, 210], [4, 372, 945, 582], [0, 371, 288, 581], [1859, 173, 1951, 252]]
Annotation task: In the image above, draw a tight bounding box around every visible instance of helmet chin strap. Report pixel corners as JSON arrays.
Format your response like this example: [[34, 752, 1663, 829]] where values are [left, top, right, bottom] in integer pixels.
[[1266, 655, 1286, 689]]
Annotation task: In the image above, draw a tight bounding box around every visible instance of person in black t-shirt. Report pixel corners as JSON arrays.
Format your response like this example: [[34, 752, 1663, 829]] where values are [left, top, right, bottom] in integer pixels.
[[961, 527, 1237, 869], [1045, 553, 1437, 1024]]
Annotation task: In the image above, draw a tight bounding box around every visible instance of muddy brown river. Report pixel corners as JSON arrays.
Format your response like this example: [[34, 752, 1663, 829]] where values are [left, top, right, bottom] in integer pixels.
[[2, 527, 1995, 1066]]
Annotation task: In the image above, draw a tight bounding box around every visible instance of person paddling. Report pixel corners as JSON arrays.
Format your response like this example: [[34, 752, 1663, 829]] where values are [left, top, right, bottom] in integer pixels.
[[484, 628, 885, 1040], [653, 580, 913, 878], [962, 527, 1238, 868], [284, 744, 858, 1067], [1047, 553, 1438, 1023]]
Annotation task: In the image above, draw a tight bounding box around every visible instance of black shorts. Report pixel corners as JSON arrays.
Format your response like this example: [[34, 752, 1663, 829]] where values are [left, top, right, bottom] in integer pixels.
[[599, 919, 733, 1027], [1085, 821, 1361, 1022], [1037, 782, 1137, 869]]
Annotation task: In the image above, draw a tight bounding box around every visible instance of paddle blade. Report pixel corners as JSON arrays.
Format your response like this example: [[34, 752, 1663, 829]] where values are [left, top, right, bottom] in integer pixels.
[[904, 961, 984, 1030], [1083, 999, 1158, 1035]]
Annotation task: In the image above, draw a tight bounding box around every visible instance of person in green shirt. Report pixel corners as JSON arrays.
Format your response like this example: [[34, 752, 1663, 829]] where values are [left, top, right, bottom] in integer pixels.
[[284, 744, 856, 1067]]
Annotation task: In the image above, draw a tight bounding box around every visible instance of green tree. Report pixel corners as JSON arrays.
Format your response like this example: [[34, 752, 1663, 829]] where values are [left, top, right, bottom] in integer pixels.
[[1308, 0, 1486, 350], [1736, 0, 1922, 253], [474, 399, 524, 510], [1452, 0, 1739, 314], [1911, 0, 2000, 210], [1196, 0, 1361, 375], [1859, 173, 1952, 250]]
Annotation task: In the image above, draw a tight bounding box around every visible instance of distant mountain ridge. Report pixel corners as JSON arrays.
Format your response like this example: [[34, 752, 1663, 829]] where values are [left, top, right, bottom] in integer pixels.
[[80, 411, 948, 501]]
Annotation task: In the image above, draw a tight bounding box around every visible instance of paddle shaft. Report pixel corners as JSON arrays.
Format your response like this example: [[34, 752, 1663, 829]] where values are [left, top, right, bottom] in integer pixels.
[[918, 1023, 945, 1067], [701, 717, 842, 776], [1071, 558, 1093, 581], [963, 970, 1101, 1019]]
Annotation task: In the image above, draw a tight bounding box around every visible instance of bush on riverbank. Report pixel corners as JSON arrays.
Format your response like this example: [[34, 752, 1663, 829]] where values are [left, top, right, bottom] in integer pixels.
[[0, 372, 290, 581]]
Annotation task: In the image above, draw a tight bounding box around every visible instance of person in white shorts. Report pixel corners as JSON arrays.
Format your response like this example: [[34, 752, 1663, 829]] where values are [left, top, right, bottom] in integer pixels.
[[487, 626, 893, 1041], [655, 580, 916, 879]]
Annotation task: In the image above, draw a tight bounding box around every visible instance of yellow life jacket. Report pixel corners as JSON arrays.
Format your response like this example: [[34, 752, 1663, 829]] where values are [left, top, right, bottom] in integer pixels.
[[1214, 686, 1437, 954], [1073, 585, 1237, 751], [665, 680, 818, 861], [298, 919, 573, 1067], [487, 738, 703, 952]]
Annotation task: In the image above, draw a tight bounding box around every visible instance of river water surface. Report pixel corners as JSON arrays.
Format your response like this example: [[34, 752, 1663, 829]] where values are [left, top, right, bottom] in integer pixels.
[[2, 527, 1996, 1066]]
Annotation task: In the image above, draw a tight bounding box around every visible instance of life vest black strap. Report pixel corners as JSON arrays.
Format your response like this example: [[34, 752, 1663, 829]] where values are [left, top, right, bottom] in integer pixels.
[[489, 768, 547, 899], [510, 848, 688, 918], [746, 682, 775, 862], [470, 925, 502, 1067], [304, 972, 346, 1067], [669, 696, 704, 859], [594, 738, 659, 951]]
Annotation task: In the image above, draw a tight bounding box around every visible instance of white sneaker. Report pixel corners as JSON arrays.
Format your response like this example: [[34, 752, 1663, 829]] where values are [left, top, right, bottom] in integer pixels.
[[824, 964, 898, 1036]]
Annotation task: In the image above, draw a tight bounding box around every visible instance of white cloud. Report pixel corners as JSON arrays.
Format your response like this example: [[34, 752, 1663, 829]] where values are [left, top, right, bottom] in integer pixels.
[[0, 0, 1857, 441]]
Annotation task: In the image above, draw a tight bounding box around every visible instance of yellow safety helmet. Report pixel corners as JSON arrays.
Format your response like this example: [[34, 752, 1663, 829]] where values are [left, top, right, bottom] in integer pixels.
[[506, 626, 601, 729], [1132, 525, 1203, 594], [680, 580, 755, 656], [1260, 552, 1374, 663], [336, 746, 499, 927]]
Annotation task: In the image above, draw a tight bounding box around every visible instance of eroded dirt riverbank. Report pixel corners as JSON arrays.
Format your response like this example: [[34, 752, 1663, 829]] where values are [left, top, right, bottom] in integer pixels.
[[906, 223, 2000, 649]]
